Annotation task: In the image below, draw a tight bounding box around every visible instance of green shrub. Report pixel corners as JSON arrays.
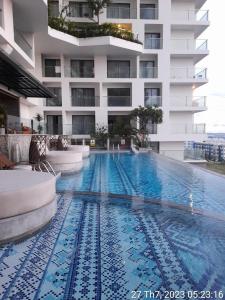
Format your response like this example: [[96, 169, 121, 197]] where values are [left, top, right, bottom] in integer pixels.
[[48, 18, 142, 45]]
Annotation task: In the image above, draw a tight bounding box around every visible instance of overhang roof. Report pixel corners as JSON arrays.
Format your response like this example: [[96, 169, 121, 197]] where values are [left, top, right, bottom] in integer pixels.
[[0, 51, 54, 98]]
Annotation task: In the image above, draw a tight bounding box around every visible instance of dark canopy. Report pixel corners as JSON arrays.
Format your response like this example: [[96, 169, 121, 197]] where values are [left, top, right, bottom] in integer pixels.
[[0, 51, 54, 98]]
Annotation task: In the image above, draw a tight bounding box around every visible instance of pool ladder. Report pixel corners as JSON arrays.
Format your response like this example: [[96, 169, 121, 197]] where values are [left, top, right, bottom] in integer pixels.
[[36, 160, 56, 176]]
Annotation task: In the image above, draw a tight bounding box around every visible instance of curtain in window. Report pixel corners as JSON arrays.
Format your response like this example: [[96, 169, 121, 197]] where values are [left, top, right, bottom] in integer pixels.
[[71, 88, 95, 106], [46, 87, 62, 106], [145, 33, 161, 49], [72, 115, 95, 134], [45, 59, 61, 77], [107, 3, 130, 18], [107, 61, 130, 78], [140, 4, 156, 19], [140, 61, 155, 78], [71, 60, 94, 78]]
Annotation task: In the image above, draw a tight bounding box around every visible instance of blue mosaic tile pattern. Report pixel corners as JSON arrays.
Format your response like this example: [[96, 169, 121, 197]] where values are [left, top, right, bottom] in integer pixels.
[[1, 193, 225, 299], [57, 153, 225, 216]]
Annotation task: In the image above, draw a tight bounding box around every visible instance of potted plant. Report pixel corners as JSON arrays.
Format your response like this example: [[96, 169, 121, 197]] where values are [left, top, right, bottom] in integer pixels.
[[0, 106, 6, 135], [34, 113, 44, 134]]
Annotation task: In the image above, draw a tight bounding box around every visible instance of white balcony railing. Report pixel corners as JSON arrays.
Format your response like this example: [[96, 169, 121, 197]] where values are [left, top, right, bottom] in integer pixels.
[[170, 96, 206, 107], [171, 39, 208, 51], [145, 96, 162, 107], [171, 123, 206, 134], [171, 9, 209, 22], [170, 67, 207, 80]]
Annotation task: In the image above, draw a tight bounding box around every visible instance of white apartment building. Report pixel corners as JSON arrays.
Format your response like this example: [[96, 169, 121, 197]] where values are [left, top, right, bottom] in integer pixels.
[[0, 0, 209, 160]]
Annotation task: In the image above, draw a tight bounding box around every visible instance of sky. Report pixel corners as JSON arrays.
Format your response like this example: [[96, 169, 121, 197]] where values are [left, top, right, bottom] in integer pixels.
[[195, 0, 225, 133]]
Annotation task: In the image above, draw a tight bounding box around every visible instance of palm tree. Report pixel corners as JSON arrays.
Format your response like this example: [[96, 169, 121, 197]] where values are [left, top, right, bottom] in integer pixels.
[[130, 106, 163, 147]]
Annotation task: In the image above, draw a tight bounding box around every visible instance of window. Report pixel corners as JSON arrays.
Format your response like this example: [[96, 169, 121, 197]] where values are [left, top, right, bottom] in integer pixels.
[[71, 88, 95, 106], [140, 4, 157, 19], [108, 88, 131, 106], [44, 59, 61, 77], [107, 3, 130, 19], [140, 61, 156, 78], [72, 115, 95, 134], [71, 60, 94, 78], [49, 1, 59, 17], [107, 61, 130, 78], [145, 33, 161, 49], [46, 115, 62, 135], [145, 88, 161, 106], [69, 2, 93, 17], [46, 87, 62, 106]]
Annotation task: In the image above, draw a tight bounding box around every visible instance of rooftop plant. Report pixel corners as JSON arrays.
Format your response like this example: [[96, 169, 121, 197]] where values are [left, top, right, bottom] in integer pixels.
[[48, 2, 142, 44]]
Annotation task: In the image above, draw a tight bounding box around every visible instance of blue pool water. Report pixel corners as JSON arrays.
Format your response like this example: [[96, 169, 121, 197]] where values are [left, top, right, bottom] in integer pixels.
[[1, 153, 225, 299], [57, 153, 225, 217]]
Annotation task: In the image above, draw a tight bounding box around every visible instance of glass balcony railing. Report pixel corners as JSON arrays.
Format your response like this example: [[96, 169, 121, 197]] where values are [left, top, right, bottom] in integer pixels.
[[43, 66, 61, 77], [14, 30, 33, 58], [43, 97, 62, 107], [140, 67, 158, 78], [171, 39, 208, 51], [107, 6, 131, 19], [144, 38, 162, 49], [71, 96, 100, 107], [64, 124, 95, 135], [145, 96, 162, 107], [170, 96, 206, 107], [107, 68, 136, 78], [107, 96, 131, 107], [171, 9, 209, 22], [171, 123, 206, 134], [64, 67, 94, 78], [140, 8, 158, 19], [170, 67, 207, 80]]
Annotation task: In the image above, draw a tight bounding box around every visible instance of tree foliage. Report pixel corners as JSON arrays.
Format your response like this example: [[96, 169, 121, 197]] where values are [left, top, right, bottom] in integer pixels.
[[87, 0, 111, 24]]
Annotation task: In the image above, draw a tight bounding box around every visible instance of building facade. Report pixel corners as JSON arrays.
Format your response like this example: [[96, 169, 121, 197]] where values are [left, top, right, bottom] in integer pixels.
[[0, 0, 209, 160]]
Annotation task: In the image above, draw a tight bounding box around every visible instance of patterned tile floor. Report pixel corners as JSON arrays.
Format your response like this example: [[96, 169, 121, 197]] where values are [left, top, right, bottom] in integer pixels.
[[1, 153, 225, 299], [1, 192, 225, 300]]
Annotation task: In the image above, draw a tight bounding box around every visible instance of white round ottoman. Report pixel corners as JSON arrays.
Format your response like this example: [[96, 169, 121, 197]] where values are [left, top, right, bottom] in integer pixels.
[[0, 170, 56, 243], [46, 151, 83, 173], [68, 145, 90, 158]]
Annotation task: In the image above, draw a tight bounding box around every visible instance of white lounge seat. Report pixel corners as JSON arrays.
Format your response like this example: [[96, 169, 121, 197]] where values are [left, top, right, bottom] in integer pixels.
[[46, 150, 83, 173], [67, 145, 90, 158], [0, 170, 56, 243]]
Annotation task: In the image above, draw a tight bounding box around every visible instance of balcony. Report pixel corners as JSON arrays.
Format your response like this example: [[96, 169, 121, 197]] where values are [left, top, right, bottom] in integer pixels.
[[107, 5, 131, 19], [72, 96, 100, 107], [14, 30, 33, 59], [171, 10, 209, 22], [140, 67, 158, 78], [144, 38, 162, 49], [44, 66, 61, 78], [145, 96, 162, 107], [107, 61, 135, 78], [140, 7, 158, 19], [44, 97, 62, 107], [170, 96, 206, 110], [107, 96, 131, 107], [171, 123, 206, 134], [171, 10, 209, 37], [170, 67, 207, 81], [171, 39, 208, 51]]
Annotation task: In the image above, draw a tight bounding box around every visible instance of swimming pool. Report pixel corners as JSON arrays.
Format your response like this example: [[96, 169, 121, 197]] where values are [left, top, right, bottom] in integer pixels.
[[1, 153, 225, 299], [58, 152, 225, 218]]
